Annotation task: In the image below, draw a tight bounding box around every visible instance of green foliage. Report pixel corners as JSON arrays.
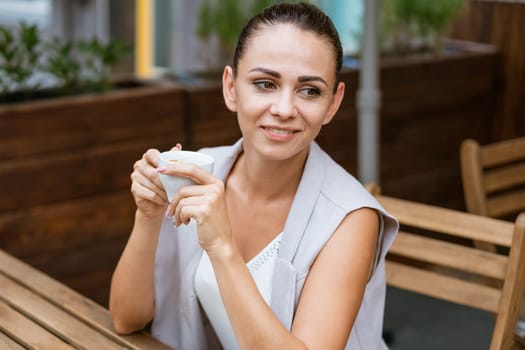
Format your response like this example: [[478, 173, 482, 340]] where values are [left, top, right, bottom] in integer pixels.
[[77, 38, 132, 92], [43, 37, 82, 92], [0, 22, 42, 97], [380, 0, 466, 54], [0, 22, 132, 102], [196, 0, 312, 54]]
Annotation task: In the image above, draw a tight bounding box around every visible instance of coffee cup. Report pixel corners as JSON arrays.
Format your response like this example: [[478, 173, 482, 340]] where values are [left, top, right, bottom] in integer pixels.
[[158, 150, 214, 202]]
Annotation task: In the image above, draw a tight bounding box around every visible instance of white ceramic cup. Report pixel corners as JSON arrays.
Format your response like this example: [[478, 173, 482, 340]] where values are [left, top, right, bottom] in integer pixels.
[[157, 150, 214, 202]]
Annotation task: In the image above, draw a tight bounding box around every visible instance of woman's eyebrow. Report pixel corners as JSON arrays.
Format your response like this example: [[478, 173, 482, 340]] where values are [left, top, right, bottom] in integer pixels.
[[248, 67, 328, 87], [298, 75, 328, 87], [249, 67, 280, 78]]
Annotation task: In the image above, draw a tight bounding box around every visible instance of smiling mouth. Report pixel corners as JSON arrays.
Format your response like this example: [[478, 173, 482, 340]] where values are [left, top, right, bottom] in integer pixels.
[[263, 127, 297, 135]]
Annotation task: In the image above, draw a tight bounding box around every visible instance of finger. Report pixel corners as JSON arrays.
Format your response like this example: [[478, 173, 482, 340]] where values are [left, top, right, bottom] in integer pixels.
[[132, 170, 168, 202], [169, 183, 219, 213], [157, 161, 216, 186], [170, 143, 182, 151], [135, 156, 167, 192], [132, 160, 165, 194], [171, 196, 204, 226], [179, 204, 202, 226], [131, 181, 167, 206], [143, 148, 161, 167]]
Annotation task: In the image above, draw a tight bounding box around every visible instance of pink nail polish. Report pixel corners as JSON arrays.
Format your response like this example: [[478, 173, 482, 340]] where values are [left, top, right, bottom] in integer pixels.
[[157, 166, 167, 173]]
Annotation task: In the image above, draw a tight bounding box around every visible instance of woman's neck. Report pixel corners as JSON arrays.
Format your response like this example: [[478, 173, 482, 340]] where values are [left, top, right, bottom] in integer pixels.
[[228, 147, 308, 203]]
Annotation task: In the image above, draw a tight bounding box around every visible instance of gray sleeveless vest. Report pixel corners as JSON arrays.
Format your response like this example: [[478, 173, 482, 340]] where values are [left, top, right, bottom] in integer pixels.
[[151, 139, 398, 350]]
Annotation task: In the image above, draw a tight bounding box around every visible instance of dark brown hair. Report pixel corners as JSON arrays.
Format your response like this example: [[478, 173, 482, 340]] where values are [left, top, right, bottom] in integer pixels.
[[232, 2, 343, 79]]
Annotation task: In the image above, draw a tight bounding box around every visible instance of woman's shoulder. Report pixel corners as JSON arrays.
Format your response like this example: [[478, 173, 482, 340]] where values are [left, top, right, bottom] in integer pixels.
[[310, 143, 379, 212]]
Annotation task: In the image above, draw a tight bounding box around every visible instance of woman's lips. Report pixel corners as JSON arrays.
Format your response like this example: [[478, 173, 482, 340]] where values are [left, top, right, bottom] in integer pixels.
[[261, 126, 299, 141]]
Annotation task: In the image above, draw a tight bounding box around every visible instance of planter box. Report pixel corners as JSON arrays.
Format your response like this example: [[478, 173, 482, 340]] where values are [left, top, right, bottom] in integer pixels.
[[0, 81, 185, 306]]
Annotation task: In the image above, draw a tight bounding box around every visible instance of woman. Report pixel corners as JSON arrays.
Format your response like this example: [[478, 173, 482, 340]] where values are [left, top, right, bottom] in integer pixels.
[[109, 3, 398, 349]]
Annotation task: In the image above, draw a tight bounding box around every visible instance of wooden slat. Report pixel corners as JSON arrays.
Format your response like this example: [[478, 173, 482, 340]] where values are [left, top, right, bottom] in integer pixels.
[[386, 261, 501, 313], [484, 162, 525, 192], [0, 191, 134, 257], [0, 190, 135, 306], [0, 300, 73, 350], [0, 250, 173, 350], [389, 231, 508, 279], [490, 213, 525, 349], [23, 235, 127, 307], [481, 136, 525, 167], [461, 139, 487, 215], [0, 273, 123, 349], [0, 331, 25, 350], [0, 84, 185, 160], [487, 189, 525, 218], [377, 195, 514, 246], [0, 138, 176, 212]]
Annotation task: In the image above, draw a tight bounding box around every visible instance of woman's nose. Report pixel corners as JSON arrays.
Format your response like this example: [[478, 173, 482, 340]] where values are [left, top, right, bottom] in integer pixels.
[[269, 90, 297, 119]]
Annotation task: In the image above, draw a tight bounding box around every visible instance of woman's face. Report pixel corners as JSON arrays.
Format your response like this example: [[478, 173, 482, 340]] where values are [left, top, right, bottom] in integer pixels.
[[223, 23, 345, 162]]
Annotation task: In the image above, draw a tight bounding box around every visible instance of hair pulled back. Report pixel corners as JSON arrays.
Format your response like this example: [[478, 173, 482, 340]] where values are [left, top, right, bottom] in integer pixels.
[[232, 2, 343, 78]]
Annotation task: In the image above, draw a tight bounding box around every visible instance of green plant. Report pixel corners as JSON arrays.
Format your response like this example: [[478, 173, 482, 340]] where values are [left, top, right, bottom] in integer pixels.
[[0, 22, 42, 97], [43, 37, 82, 93], [196, 0, 277, 50], [0, 22, 131, 102], [77, 37, 132, 92], [196, 0, 315, 67], [379, 0, 466, 54]]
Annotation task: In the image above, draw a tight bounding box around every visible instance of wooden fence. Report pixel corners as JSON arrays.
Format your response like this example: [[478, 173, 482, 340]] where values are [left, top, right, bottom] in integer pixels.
[[451, 0, 525, 140]]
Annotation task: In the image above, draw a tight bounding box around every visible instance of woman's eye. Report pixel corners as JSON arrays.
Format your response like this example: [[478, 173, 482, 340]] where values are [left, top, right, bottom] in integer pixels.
[[298, 87, 321, 97], [254, 81, 275, 90]]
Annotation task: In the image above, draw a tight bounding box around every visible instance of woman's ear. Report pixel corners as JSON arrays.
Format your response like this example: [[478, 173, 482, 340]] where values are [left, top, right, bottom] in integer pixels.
[[322, 81, 345, 125], [222, 66, 238, 112]]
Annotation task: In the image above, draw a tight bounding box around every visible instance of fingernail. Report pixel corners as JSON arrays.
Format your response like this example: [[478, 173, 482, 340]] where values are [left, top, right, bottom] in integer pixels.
[[157, 166, 167, 173], [165, 208, 171, 217]]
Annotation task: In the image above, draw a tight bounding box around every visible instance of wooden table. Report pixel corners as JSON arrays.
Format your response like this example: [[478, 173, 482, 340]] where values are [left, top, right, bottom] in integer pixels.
[[0, 249, 173, 349]]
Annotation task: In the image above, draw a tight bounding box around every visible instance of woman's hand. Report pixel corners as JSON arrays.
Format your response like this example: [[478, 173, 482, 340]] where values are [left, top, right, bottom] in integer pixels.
[[162, 162, 233, 256], [130, 144, 181, 218]]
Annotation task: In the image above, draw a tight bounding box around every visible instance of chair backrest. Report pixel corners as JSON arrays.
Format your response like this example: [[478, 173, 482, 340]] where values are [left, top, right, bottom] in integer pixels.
[[376, 194, 525, 350], [460, 137, 525, 219], [460, 137, 525, 252]]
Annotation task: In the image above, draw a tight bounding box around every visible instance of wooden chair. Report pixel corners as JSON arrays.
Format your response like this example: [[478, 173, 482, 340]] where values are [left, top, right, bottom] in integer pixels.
[[460, 136, 525, 251], [375, 194, 525, 349]]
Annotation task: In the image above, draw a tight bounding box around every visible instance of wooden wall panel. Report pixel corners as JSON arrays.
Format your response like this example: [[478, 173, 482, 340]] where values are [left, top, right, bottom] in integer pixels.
[[181, 82, 241, 150], [0, 191, 134, 257], [450, 0, 525, 140], [0, 86, 185, 160], [0, 85, 186, 306], [316, 46, 497, 209], [0, 139, 175, 212], [0, 191, 135, 306], [331, 46, 497, 209]]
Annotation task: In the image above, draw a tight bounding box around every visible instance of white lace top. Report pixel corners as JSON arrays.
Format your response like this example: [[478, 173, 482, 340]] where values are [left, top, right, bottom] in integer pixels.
[[194, 233, 283, 350]]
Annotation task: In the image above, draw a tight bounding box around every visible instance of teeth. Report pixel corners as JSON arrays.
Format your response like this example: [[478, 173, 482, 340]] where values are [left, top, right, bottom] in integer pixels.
[[267, 127, 293, 135]]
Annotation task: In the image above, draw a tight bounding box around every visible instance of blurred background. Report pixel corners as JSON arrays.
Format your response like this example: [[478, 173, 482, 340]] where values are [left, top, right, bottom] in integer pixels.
[[0, 1, 524, 349], [0, 0, 364, 78]]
